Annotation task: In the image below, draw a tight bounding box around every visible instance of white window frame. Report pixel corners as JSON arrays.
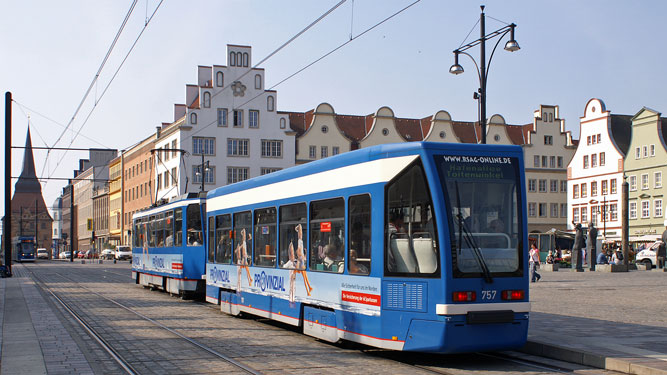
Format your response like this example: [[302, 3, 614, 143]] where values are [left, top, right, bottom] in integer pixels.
[[641, 173, 649, 190], [629, 201, 637, 219], [261, 139, 283, 158], [217, 108, 228, 127], [599, 152, 605, 166], [193, 165, 215, 184], [309, 146, 316, 159], [192, 137, 215, 156], [591, 181, 597, 197], [655, 199, 663, 218], [550, 179, 558, 192], [528, 202, 536, 217], [227, 138, 249, 157], [655, 171, 662, 188], [581, 207, 587, 223], [629, 175, 637, 191], [650, 144, 655, 157], [641, 200, 650, 218], [249, 110, 259, 128], [227, 167, 249, 184], [610, 204, 618, 221], [573, 207, 580, 223], [233, 109, 243, 127], [528, 179, 536, 192], [539, 179, 547, 193]]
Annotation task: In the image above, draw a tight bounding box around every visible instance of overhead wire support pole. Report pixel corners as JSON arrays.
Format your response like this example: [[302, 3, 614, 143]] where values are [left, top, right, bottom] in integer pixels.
[[4, 92, 12, 275]]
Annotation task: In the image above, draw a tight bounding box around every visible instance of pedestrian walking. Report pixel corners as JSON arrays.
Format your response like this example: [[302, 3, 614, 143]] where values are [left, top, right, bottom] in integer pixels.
[[529, 243, 541, 282]]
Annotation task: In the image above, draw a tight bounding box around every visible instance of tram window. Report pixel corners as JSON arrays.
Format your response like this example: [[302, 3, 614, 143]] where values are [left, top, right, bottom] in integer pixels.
[[186, 204, 202, 246], [174, 208, 182, 247], [215, 214, 232, 264], [164, 210, 174, 247], [149, 215, 156, 247], [279, 203, 307, 269], [233, 211, 252, 266], [385, 162, 439, 276], [310, 198, 345, 273], [253, 207, 277, 267], [133, 221, 139, 247], [208, 216, 215, 262], [156, 213, 165, 247], [348, 195, 371, 275]]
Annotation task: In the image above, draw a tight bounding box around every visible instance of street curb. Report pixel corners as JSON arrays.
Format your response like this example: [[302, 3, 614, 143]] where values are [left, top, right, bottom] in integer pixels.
[[521, 340, 667, 375]]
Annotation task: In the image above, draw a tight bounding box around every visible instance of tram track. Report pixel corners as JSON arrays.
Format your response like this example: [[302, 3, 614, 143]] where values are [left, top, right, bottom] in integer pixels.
[[22, 263, 265, 375]]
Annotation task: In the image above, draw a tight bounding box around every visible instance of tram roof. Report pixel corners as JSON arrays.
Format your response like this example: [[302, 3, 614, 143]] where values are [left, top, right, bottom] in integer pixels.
[[207, 141, 522, 201]]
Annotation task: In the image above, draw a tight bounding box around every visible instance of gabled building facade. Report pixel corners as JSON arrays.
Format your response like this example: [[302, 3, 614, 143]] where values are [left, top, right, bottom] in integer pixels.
[[567, 99, 631, 240], [523, 105, 576, 232], [625, 107, 667, 239], [154, 44, 295, 201], [121, 133, 155, 245]]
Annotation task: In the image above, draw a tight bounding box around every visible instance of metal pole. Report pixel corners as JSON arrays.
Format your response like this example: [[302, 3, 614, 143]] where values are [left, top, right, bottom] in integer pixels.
[[70, 185, 74, 262], [34, 199, 38, 248], [603, 196, 607, 241], [479, 5, 487, 145], [4, 92, 11, 274], [201, 153, 205, 192], [622, 177, 629, 266]]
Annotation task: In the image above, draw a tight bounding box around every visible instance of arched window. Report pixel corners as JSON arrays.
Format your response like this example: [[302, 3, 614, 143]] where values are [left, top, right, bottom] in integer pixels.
[[548, 113, 553, 122], [242, 53, 249, 67], [280, 118, 286, 129], [236, 52, 242, 66], [267, 96, 275, 112], [543, 112, 547, 120], [230, 52, 236, 66], [255, 74, 262, 89], [203, 92, 211, 108], [190, 112, 197, 125], [216, 71, 224, 87]]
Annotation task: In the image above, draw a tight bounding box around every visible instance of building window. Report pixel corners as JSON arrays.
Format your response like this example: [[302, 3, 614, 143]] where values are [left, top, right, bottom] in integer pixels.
[[629, 175, 637, 191], [643, 145, 648, 158], [227, 138, 249, 156], [267, 96, 275, 112], [550, 179, 558, 192], [610, 179, 617, 194], [635, 147, 641, 159], [309, 145, 316, 159], [591, 181, 597, 196], [550, 203, 558, 218], [233, 109, 243, 127], [560, 180, 567, 193], [528, 179, 536, 192], [260, 167, 281, 175], [280, 118, 286, 129], [655, 199, 663, 217], [583, 155, 589, 169], [321, 146, 328, 158], [157, 174, 162, 191], [573, 184, 579, 199], [332, 146, 340, 155], [539, 203, 547, 217], [591, 154, 597, 168], [249, 110, 259, 128], [217, 108, 228, 127], [641, 201, 650, 218], [629, 202, 637, 219], [650, 144, 655, 157], [255, 74, 262, 89], [236, 52, 242, 66], [172, 140, 178, 158], [581, 183, 587, 198], [544, 135, 553, 145], [541, 156, 547, 168], [261, 139, 282, 158], [230, 52, 236, 66], [203, 92, 211, 108], [321, 125, 328, 134], [193, 165, 215, 184], [550, 156, 556, 168], [587, 136, 591, 145], [533, 155, 539, 168], [599, 152, 605, 166], [382, 128, 389, 136], [242, 52, 249, 67], [581, 207, 588, 223], [190, 112, 197, 125], [163, 171, 170, 188], [193, 137, 215, 155], [539, 179, 547, 193], [610, 204, 618, 221], [641, 173, 649, 190], [655, 172, 662, 188], [227, 167, 248, 184], [557, 156, 563, 168], [560, 203, 567, 218], [591, 206, 598, 225], [573, 208, 580, 223], [171, 167, 177, 185], [216, 71, 224, 87], [528, 203, 536, 217], [602, 180, 608, 195]]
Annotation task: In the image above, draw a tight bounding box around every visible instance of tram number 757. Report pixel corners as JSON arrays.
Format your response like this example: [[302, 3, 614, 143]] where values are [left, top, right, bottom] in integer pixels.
[[481, 290, 497, 300]]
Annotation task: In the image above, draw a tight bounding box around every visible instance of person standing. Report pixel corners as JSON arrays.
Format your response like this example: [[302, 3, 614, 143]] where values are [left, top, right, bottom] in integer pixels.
[[529, 243, 541, 282], [572, 221, 585, 271], [588, 222, 598, 270]]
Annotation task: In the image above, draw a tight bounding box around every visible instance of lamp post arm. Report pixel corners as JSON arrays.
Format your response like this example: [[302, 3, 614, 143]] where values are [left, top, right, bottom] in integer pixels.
[[483, 28, 511, 83], [458, 51, 482, 85]]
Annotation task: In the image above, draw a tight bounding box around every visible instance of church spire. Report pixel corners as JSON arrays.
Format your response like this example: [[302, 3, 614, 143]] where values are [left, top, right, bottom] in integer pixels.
[[14, 128, 42, 193]]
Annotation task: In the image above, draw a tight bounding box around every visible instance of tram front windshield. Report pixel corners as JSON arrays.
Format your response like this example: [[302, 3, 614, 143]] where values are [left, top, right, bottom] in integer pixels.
[[436, 155, 523, 278]]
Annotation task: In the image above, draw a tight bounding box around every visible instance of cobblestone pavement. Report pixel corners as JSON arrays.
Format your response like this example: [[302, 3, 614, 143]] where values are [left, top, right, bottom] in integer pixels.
[[2, 261, 640, 375], [527, 269, 667, 375]]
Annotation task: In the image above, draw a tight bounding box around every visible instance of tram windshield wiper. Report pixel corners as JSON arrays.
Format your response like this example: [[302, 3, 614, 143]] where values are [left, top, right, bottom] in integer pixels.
[[455, 182, 493, 284]]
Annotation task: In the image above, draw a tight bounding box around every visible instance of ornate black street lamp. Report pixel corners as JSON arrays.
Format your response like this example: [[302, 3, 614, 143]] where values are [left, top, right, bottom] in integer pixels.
[[450, 5, 520, 144]]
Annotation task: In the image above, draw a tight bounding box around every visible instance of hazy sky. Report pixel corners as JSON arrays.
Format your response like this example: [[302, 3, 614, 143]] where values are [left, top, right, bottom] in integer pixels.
[[2, 0, 667, 217]]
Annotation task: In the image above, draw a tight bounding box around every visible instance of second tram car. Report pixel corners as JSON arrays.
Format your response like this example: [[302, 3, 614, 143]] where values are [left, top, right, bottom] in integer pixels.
[[131, 195, 206, 297], [203, 142, 529, 353], [13, 236, 36, 262]]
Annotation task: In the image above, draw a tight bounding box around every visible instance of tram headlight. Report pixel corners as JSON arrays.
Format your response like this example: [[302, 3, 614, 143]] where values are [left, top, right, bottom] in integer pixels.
[[452, 291, 476, 302], [501, 290, 525, 300]]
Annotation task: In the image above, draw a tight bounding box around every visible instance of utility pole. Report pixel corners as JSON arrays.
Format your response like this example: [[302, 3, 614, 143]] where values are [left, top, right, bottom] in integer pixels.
[[34, 199, 38, 248], [70, 185, 75, 262], [3, 92, 10, 274], [622, 177, 629, 266]]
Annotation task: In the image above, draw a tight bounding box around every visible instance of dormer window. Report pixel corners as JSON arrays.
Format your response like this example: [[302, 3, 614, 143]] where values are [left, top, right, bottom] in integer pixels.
[[280, 118, 286, 129], [230, 52, 236, 66], [255, 74, 262, 89], [203, 92, 211, 108], [243, 53, 249, 67], [267, 96, 275, 112], [548, 113, 553, 122], [236, 52, 242, 66], [190, 112, 198, 125], [216, 71, 224, 87]]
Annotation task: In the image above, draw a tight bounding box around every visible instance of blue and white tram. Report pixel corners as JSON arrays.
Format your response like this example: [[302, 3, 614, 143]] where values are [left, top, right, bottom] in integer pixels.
[[12, 236, 36, 262], [204, 142, 529, 353], [131, 195, 206, 297]]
